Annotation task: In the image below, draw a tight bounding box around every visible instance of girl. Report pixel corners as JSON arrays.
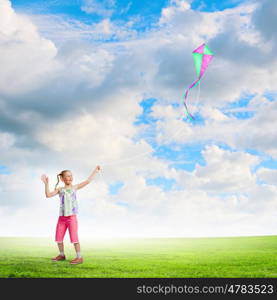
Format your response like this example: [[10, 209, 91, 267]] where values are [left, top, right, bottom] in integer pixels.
[[41, 166, 101, 265]]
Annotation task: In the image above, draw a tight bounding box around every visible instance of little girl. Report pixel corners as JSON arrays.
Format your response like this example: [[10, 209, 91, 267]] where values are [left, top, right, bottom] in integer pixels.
[[41, 166, 101, 265]]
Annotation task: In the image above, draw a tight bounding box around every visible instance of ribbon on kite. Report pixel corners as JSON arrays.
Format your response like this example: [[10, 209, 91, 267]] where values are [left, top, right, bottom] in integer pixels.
[[183, 43, 214, 120]]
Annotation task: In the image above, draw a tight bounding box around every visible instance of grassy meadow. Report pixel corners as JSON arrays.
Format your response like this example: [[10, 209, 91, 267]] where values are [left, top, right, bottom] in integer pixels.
[[0, 235, 277, 278]]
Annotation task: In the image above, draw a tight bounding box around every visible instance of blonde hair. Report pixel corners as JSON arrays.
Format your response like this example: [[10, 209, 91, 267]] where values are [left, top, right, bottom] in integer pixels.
[[55, 170, 71, 190]]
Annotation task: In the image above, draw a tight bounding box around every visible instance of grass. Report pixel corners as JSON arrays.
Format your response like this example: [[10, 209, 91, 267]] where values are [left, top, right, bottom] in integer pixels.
[[0, 236, 277, 278]]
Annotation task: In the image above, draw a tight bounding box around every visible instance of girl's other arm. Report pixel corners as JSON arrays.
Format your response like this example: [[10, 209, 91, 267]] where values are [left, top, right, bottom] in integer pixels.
[[74, 166, 101, 190], [41, 174, 60, 198]]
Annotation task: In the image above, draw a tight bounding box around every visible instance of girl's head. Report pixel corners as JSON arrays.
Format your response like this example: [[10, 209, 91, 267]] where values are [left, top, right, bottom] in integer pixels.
[[55, 170, 73, 189]]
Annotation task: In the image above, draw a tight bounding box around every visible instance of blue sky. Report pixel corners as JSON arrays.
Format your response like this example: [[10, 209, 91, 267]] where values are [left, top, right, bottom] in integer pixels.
[[7, 0, 277, 176], [11, 0, 247, 41], [191, 0, 247, 11], [11, 0, 169, 30], [6, 0, 277, 191], [11, 0, 247, 21], [1, 0, 277, 238], [0, 166, 10, 175]]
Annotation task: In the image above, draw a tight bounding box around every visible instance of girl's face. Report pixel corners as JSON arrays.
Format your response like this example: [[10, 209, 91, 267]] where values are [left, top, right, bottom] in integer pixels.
[[61, 171, 73, 185]]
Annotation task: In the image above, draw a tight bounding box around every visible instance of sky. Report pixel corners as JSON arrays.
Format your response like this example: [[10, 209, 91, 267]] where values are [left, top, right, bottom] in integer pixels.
[[0, 0, 277, 239]]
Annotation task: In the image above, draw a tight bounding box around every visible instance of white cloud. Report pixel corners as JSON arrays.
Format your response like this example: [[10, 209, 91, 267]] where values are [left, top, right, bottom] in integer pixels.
[[0, 132, 15, 149], [23, 12, 137, 45], [0, 0, 58, 94], [81, 0, 116, 17], [257, 168, 277, 186], [34, 93, 143, 160], [172, 145, 259, 193], [150, 96, 277, 159]]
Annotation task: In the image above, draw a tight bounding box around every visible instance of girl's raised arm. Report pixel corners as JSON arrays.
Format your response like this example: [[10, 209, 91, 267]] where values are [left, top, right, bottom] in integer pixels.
[[74, 166, 101, 191], [41, 174, 60, 198]]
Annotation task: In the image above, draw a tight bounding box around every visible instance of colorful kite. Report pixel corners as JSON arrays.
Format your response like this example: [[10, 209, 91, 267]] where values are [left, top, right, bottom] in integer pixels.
[[183, 43, 214, 120]]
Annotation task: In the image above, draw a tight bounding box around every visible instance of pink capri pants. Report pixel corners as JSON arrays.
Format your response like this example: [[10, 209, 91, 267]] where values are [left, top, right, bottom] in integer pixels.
[[55, 215, 79, 244]]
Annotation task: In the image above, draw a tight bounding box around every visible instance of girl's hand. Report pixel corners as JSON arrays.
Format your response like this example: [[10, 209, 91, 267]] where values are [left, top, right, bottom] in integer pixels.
[[41, 174, 49, 184], [95, 165, 101, 172]]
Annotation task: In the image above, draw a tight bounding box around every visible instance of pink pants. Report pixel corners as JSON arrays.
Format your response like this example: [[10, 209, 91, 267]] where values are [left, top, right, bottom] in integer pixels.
[[55, 215, 79, 244]]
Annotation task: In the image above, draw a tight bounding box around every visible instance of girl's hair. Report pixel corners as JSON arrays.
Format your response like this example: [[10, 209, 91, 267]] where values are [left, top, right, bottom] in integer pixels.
[[55, 170, 71, 190]]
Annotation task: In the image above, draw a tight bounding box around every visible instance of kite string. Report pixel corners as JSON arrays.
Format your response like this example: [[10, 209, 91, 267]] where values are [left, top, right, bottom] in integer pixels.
[[100, 120, 182, 167], [99, 83, 201, 168]]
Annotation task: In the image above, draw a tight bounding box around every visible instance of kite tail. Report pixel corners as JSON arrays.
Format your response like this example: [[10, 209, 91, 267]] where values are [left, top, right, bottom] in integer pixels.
[[183, 94, 195, 120], [183, 78, 200, 120]]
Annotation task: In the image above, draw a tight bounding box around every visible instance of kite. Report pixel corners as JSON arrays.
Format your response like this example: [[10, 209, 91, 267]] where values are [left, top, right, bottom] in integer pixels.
[[183, 43, 214, 120]]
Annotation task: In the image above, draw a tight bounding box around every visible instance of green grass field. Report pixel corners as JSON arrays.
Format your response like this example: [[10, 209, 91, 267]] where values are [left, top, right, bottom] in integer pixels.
[[0, 236, 277, 278]]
